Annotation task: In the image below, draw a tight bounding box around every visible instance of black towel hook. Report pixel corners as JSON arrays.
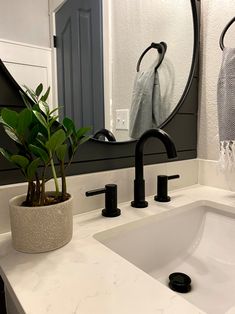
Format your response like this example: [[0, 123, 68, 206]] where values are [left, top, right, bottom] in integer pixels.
[[136, 42, 167, 72], [220, 17, 235, 50]]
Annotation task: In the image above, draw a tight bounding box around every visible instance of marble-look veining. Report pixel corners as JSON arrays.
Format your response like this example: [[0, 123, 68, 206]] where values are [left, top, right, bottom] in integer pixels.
[[1, 185, 235, 314]]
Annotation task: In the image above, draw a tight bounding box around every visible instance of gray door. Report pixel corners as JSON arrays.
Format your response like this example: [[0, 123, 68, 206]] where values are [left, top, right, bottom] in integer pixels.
[[56, 0, 104, 132]]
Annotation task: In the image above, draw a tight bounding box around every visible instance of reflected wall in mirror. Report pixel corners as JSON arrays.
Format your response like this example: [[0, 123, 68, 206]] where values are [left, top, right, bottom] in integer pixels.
[[0, 0, 194, 142]]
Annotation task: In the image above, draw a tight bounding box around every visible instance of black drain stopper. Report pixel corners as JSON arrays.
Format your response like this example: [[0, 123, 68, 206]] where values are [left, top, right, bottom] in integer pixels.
[[168, 272, 191, 293]]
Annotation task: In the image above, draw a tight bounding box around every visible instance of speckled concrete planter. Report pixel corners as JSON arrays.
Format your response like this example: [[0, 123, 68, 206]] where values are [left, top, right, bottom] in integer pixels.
[[9, 194, 73, 253]]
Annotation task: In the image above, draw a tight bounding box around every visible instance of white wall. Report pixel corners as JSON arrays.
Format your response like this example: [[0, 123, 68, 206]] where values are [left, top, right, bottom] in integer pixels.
[[0, 0, 50, 48], [198, 0, 235, 160]]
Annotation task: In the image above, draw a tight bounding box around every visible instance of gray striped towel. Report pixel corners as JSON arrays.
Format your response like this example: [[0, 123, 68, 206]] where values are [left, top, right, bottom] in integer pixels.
[[129, 61, 161, 139], [217, 47, 235, 171]]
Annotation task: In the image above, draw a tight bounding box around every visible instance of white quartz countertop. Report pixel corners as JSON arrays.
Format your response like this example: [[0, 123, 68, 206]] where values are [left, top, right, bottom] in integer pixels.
[[1, 184, 235, 314]]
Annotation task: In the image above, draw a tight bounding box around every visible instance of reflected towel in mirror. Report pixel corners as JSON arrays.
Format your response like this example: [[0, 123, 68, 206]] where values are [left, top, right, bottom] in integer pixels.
[[129, 62, 163, 139]]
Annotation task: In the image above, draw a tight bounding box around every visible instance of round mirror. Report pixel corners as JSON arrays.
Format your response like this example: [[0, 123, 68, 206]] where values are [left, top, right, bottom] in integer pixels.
[[0, 0, 196, 143]]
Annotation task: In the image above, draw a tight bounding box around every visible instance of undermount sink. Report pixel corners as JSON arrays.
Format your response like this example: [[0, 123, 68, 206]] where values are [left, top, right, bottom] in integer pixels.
[[94, 201, 235, 314]]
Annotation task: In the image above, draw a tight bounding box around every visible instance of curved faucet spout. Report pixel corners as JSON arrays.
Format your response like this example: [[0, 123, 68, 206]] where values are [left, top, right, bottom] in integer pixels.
[[135, 129, 177, 180], [93, 128, 116, 142], [131, 128, 177, 208]]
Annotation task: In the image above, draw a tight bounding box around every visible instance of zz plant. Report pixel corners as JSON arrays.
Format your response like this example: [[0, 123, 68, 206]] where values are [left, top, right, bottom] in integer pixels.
[[0, 84, 90, 206]]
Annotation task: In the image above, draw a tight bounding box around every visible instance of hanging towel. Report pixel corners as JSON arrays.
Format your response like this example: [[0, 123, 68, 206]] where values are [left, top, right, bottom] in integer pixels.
[[129, 62, 161, 139], [217, 48, 235, 171], [153, 70, 165, 127]]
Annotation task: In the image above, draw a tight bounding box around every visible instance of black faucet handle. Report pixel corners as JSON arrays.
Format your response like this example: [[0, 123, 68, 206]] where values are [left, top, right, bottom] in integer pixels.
[[154, 174, 180, 202], [85, 187, 106, 197], [168, 175, 180, 181], [85, 184, 121, 217]]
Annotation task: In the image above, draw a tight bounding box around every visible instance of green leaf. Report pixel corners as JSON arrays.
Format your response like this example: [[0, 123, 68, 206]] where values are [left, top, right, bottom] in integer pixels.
[[19, 91, 32, 109], [23, 85, 37, 102], [27, 158, 41, 180], [46, 129, 66, 152], [35, 133, 47, 148], [76, 127, 91, 140], [63, 117, 76, 134], [49, 107, 60, 116], [38, 100, 49, 115], [77, 135, 90, 146], [17, 108, 32, 135], [28, 124, 47, 145], [40, 86, 50, 102], [0, 116, 11, 129], [48, 116, 59, 128], [0, 148, 12, 162], [32, 103, 40, 112], [56, 144, 67, 161], [3, 126, 21, 144], [27, 124, 40, 144], [29, 144, 49, 164], [37, 132, 47, 143], [33, 111, 48, 130], [1, 108, 19, 129], [35, 84, 43, 97], [11, 155, 29, 169]]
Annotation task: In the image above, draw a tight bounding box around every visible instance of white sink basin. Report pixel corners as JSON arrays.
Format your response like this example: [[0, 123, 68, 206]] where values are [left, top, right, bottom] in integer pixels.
[[94, 201, 235, 314]]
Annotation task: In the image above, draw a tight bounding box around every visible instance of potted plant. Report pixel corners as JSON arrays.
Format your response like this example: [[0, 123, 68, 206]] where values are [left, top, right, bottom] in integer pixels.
[[0, 84, 90, 253]]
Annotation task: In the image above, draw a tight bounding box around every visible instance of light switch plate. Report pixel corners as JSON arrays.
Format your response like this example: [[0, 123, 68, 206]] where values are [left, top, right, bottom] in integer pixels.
[[116, 109, 129, 130]]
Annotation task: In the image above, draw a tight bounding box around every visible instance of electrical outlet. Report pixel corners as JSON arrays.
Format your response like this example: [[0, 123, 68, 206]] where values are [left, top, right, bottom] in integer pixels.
[[116, 109, 129, 130]]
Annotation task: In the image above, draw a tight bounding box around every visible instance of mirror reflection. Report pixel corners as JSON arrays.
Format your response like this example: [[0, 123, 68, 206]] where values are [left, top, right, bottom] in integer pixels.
[[103, 0, 194, 141], [0, 0, 194, 142]]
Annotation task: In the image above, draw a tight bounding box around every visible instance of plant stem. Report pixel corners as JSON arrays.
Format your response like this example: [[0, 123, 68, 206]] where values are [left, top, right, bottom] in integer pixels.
[[50, 153, 59, 195], [35, 174, 41, 205], [26, 182, 31, 205], [47, 119, 59, 196], [60, 160, 67, 201], [65, 152, 75, 170], [26, 181, 35, 206], [31, 182, 35, 205], [40, 167, 46, 206]]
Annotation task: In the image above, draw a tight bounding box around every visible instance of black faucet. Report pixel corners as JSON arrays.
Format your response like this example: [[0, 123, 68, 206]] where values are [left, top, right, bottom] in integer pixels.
[[131, 129, 177, 208]]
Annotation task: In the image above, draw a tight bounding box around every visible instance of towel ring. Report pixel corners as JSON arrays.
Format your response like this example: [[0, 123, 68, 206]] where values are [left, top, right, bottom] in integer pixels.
[[136, 42, 167, 72], [220, 17, 235, 50]]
